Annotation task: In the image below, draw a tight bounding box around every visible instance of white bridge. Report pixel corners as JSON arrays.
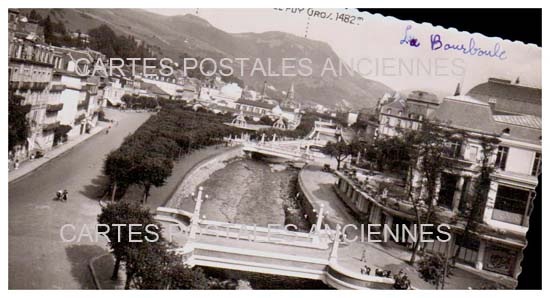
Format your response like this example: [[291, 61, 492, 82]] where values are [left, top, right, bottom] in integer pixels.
[[155, 187, 395, 290]]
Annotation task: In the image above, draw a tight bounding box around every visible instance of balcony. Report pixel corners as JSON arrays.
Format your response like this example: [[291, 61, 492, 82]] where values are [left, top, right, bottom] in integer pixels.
[[17, 81, 32, 90], [42, 121, 60, 132], [46, 103, 64, 113], [74, 113, 86, 125], [50, 84, 66, 92], [77, 100, 89, 110], [30, 82, 48, 91]]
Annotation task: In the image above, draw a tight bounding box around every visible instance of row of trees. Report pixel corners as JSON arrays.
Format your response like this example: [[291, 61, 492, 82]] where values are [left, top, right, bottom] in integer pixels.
[[103, 104, 243, 202], [121, 95, 159, 110]]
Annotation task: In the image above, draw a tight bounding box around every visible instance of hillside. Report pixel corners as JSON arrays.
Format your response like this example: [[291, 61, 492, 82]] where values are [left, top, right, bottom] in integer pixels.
[[29, 8, 393, 108]]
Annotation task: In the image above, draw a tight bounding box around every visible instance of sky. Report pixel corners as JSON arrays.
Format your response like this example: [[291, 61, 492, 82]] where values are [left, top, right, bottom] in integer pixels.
[[146, 8, 541, 95]]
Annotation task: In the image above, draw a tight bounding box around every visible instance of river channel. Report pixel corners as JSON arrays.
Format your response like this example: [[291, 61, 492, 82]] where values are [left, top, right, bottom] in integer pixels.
[[198, 156, 310, 230], [195, 156, 329, 289]]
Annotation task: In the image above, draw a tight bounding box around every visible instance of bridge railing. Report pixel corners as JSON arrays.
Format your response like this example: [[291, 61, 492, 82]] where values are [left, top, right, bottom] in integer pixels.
[[155, 207, 330, 249], [195, 219, 329, 249], [325, 262, 395, 290]]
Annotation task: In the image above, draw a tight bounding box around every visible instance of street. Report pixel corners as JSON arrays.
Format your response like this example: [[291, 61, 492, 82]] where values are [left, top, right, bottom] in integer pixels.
[[9, 110, 150, 289]]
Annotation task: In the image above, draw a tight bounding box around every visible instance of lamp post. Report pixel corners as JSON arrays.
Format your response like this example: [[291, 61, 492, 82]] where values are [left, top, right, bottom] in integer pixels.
[[189, 187, 205, 240], [315, 204, 325, 233], [329, 226, 340, 262]]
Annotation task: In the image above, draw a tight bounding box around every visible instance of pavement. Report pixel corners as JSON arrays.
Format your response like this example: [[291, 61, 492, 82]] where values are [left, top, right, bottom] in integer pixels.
[[8, 109, 151, 289], [9, 121, 107, 183], [298, 165, 502, 289]]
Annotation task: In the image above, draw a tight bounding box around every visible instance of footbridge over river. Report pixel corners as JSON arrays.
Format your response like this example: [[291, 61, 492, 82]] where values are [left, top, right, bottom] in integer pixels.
[[227, 136, 326, 163], [154, 187, 395, 289]]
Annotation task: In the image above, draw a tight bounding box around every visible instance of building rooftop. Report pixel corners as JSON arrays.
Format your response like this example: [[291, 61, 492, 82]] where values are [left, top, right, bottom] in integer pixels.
[[493, 114, 541, 130], [407, 90, 440, 105], [235, 98, 277, 110], [429, 96, 498, 134], [466, 78, 541, 116]]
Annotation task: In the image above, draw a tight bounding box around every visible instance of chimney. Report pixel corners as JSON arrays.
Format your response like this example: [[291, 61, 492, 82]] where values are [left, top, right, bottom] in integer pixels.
[[488, 98, 497, 111]]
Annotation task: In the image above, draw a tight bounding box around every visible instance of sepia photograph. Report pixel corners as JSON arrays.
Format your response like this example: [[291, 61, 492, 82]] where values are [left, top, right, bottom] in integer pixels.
[[6, 6, 542, 291]]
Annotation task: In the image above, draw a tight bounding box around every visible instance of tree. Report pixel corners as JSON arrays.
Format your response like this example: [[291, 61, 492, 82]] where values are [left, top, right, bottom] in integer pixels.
[[41, 15, 55, 45], [124, 239, 172, 289], [452, 136, 499, 262], [53, 124, 72, 146], [403, 120, 452, 264], [8, 93, 31, 152], [28, 10, 42, 22], [165, 264, 209, 289], [364, 136, 412, 172], [259, 115, 274, 126], [135, 156, 173, 203], [104, 149, 137, 201], [97, 200, 161, 282], [418, 253, 449, 289], [323, 140, 354, 170]]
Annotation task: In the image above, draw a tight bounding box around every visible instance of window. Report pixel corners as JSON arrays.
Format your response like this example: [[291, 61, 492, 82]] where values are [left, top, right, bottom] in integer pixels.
[[448, 140, 462, 159], [386, 108, 392, 114], [468, 145, 478, 161], [532, 152, 541, 176], [438, 173, 458, 209], [492, 185, 532, 226], [495, 146, 509, 170]]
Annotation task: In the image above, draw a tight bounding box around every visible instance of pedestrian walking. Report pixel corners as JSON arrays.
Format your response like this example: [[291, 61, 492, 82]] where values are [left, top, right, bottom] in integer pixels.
[[360, 248, 367, 262], [62, 189, 68, 202], [14, 159, 20, 170]]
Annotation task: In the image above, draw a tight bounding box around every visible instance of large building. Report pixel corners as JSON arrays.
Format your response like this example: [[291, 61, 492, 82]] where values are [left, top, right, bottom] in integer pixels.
[[9, 37, 60, 158], [8, 12, 106, 164], [50, 47, 104, 138], [377, 90, 440, 137], [334, 79, 541, 286]]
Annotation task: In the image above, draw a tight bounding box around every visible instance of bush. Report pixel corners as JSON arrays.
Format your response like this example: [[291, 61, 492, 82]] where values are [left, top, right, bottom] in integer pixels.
[[417, 253, 451, 289]]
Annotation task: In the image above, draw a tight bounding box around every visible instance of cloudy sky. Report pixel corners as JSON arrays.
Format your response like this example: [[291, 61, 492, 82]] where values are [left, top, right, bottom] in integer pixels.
[[147, 8, 541, 95]]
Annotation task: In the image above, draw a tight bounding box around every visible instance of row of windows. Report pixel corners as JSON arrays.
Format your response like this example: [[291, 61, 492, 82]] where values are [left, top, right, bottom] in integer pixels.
[[384, 108, 424, 121], [437, 173, 533, 227], [380, 116, 420, 130], [9, 65, 52, 83], [236, 104, 268, 115]]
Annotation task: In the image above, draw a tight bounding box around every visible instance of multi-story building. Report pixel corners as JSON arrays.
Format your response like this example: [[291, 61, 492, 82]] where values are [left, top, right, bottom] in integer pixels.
[[334, 79, 541, 286], [235, 98, 282, 121], [377, 90, 440, 137], [50, 47, 103, 138], [8, 37, 61, 158]]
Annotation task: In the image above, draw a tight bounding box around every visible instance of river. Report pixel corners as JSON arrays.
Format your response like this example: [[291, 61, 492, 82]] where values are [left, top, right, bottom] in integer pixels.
[[198, 156, 310, 231], [196, 156, 328, 289]]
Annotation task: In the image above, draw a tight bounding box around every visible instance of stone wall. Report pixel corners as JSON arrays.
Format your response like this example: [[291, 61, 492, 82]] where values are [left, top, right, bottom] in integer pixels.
[[165, 146, 244, 209]]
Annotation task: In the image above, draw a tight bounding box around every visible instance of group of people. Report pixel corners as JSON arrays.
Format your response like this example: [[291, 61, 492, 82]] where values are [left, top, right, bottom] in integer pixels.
[[105, 119, 119, 134], [56, 189, 69, 202], [359, 248, 411, 289]]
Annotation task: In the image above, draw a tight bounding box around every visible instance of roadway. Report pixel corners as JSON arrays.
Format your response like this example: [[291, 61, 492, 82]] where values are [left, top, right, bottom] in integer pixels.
[[8, 110, 150, 289]]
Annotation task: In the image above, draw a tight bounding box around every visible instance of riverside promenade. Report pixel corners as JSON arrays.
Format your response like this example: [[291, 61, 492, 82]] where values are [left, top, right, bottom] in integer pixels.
[[297, 164, 503, 289]]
